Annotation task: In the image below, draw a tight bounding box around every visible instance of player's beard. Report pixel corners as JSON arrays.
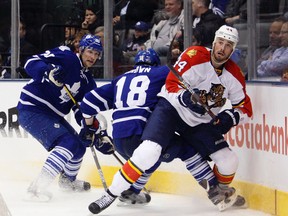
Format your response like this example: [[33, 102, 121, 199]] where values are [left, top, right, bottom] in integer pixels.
[[211, 50, 231, 68]]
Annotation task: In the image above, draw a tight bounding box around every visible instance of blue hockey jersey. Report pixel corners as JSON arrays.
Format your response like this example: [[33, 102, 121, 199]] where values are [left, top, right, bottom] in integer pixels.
[[81, 65, 170, 138], [17, 46, 96, 125]]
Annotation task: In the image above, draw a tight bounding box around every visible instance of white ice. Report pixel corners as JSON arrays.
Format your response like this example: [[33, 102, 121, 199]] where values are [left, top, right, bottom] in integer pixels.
[[0, 180, 270, 216]]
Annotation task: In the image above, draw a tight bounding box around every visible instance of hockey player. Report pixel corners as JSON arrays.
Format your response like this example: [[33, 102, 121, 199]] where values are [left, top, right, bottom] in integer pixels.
[[17, 34, 103, 201], [80, 48, 242, 212], [87, 25, 253, 214]]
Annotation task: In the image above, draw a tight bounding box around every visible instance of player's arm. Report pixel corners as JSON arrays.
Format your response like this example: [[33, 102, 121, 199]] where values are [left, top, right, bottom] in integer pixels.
[[79, 83, 115, 153], [227, 64, 253, 124], [80, 83, 114, 121], [166, 47, 209, 115], [24, 55, 50, 82], [24, 46, 70, 85], [213, 65, 253, 134]]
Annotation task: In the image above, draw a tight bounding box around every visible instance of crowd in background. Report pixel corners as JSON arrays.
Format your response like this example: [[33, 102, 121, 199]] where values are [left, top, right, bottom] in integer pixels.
[[0, 0, 288, 81]]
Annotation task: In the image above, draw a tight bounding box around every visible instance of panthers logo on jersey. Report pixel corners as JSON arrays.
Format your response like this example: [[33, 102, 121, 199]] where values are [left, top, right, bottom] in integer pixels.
[[197, 83, 226, 108], [186, 49, 197, 58], [207, 83, 226, 108]]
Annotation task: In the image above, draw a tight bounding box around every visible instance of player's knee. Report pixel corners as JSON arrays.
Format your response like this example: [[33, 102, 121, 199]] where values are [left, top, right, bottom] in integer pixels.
[[130, 140, 162, 171], [210, 147, 239, 174], [57, 133, 85, 157]]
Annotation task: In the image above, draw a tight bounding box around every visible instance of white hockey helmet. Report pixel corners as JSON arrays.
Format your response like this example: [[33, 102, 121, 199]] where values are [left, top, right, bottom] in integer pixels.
[[213, 25, 239, 50]]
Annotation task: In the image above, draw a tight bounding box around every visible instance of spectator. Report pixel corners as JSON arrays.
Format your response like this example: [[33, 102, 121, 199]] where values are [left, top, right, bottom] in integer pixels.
[[92, 26, 124, 78], [257, 16, 286, 67], [257, 21, 288, 78], [192, 0, 225, 47], [113, 0, 130, 29], [71, 29, 89, 53], [225, 0, 247, 25], [210, 0, 231, 18], [282, 68, 288, 81], [113, 0, 159, 30], [92, 26, 105, 78], [0, 18, 38, 78], [62, 20, 80, 48], [151, 9, 170, 25], [81, 4, 103, 34], [122, 21, 150, 64], [170, 27, 204, 62], [124, 0, 159, 29], [143, 0, 184, 57]]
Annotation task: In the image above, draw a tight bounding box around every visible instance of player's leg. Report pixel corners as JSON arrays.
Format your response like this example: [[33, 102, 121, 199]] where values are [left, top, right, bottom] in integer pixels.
[[88, 98, 177, 214], [210, 147, 247, 209], [57, 120, 91, 192], [114, 135, 157, 205], [118, 162, 160, 205], [162, 133, 219, 188], [188, 123, 240, 211], [18, 110, 89, 201]]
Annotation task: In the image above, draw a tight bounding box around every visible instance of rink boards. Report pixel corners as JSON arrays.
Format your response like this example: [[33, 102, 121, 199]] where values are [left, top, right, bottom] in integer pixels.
[[0, 80, 288, 215]]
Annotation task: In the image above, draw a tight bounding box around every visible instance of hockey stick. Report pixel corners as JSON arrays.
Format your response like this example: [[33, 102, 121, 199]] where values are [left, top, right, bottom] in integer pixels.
[[166, 35, 216, 120], [63, 85, 108, 190], [64, 85, 150, 193]]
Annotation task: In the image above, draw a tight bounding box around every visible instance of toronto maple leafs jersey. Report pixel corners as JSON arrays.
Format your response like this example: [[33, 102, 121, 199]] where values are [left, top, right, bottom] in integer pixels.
[[159, 46, 253, 127], [17, 46, 96, 125], [81, 65, 170, 139]]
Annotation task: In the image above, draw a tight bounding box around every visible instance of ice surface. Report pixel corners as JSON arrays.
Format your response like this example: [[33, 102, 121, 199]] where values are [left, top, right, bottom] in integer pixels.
[[0, 180, 270, 216]]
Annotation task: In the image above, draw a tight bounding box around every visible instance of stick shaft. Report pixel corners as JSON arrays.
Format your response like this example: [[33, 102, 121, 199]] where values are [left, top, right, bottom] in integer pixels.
[[90, 146, 108, 190], [167, 63, 216, 119], [63, 85, 108, 190]]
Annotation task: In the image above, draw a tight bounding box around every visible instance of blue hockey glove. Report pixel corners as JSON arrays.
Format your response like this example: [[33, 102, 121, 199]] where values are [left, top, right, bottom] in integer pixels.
[[211, 109, 240, 134], [48, 64, 65, 87], [94, 130, 115, 155], [178, 89, 206, 115], [79, 118, 99, 147]]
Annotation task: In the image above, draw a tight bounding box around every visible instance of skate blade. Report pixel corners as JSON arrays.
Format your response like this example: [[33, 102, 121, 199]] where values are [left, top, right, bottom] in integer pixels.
[[23, 191, 52, 202], [217, 192, 238, 211]]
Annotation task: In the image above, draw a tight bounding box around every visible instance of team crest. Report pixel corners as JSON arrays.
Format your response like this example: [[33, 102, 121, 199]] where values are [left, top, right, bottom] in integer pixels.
[[197, 83, 226, 108], [59, 82, 80, 104], [186, 49, 197, 58]]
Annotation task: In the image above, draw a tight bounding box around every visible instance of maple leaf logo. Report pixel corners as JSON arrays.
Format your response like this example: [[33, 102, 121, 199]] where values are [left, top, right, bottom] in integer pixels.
[[59, 82, 80, 104]]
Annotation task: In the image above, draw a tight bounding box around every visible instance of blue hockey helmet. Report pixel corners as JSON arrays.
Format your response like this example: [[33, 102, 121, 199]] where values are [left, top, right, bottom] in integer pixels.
[[134, 48, 161, 66], [79, 34, 103, 53]]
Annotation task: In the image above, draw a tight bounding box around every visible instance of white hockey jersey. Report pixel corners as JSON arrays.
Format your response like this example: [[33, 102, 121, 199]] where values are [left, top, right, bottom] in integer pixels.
[[158, 46, 253, 127]]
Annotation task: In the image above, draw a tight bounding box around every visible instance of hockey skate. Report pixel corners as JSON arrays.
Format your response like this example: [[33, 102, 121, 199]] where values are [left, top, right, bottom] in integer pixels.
[[208, 183, 238, 211], [118, 189, 151, 206], [88, 190, 116, 214], [58, 173, 91, 192], [24, 182, 53, 202], [232, 195, 248, 208], [199, 179, 238, 211]]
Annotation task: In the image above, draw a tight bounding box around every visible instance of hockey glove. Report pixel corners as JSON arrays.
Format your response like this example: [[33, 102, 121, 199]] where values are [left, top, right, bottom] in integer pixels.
[[94, 130, 115, 155], [178, 89, 206, 115], [48, 64, 65, 87], [79, 118, 100, 147], [212, 109, 240, 134]]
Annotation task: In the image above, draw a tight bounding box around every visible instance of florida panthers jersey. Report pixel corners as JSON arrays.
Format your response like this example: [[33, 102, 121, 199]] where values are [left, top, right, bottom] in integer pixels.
[[17, 46, 96, 125], [158, 46, 253, 127], [81, 65, 170, 138]]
